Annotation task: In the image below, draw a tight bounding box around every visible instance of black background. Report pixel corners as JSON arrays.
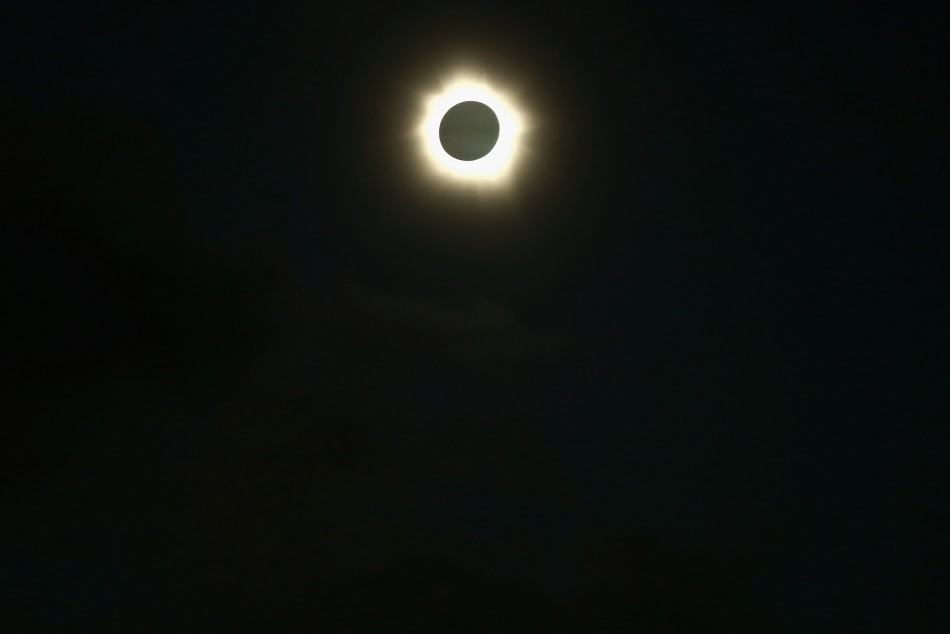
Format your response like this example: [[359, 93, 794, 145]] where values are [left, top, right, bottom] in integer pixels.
[[2, 2, 947, 632]]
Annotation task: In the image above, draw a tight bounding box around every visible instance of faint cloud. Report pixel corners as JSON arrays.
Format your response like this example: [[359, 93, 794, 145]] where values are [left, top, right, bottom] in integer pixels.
[[358, 292, 516, 337]]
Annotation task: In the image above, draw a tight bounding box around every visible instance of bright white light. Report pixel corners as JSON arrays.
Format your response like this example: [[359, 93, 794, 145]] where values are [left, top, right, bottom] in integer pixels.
[[417, 73, 527, 187]]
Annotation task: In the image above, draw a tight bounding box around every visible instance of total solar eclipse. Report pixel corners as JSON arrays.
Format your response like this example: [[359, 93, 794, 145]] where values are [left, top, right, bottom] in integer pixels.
[[438, 101, 500, 161], [417, 74, 527, 186]]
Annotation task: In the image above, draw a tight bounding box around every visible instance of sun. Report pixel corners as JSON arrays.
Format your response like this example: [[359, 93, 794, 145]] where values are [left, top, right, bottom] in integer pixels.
[[417, 72, 528, 188]]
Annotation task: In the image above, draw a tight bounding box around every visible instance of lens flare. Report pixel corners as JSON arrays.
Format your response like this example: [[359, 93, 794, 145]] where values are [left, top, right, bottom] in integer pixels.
[[417, 73, 527, 187]]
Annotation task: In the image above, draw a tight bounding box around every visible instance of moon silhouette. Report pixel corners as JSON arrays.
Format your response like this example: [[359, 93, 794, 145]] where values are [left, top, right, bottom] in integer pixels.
[[438, 101, 500, 161]]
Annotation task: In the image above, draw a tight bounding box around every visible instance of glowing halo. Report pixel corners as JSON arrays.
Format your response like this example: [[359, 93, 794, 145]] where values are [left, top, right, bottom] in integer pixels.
[[417, 73, 527, 187]]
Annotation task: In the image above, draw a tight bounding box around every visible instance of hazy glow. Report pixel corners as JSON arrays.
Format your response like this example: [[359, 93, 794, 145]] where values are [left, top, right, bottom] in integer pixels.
[[417, 73, 527, 187]]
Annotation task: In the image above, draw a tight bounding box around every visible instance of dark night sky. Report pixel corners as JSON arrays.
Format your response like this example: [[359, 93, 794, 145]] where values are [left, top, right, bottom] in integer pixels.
[[2, 2, 947, 632]]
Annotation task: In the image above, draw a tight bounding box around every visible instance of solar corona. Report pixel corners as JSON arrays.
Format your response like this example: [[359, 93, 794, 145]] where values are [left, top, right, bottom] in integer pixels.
[[417, 73, 528, 188]]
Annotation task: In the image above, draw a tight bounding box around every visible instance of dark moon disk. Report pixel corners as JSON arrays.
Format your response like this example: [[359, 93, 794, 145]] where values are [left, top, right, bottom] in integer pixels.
[[438, 101, 500, 161]]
